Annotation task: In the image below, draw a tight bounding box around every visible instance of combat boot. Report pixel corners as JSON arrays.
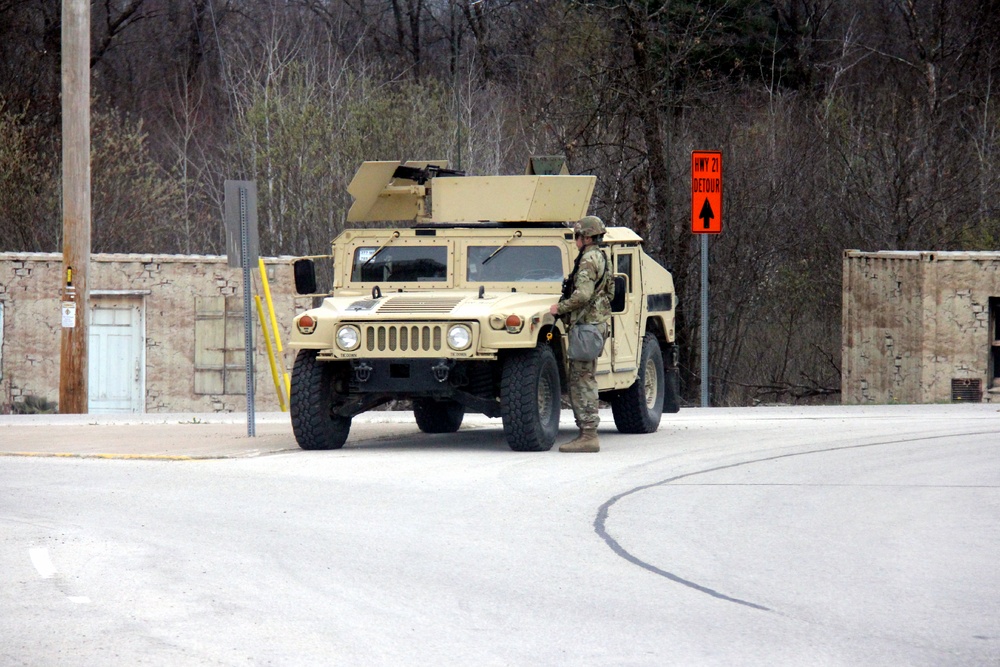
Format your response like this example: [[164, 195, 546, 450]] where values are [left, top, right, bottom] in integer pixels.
[[559, 428, 599, 453]]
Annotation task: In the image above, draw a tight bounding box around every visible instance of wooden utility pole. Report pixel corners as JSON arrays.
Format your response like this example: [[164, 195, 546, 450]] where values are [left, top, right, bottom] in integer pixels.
[[59, 0, 91, 413]]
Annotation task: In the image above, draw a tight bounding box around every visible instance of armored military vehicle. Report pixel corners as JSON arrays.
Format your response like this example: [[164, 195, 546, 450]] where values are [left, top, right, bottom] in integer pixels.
[[288, 158, 680, 451]]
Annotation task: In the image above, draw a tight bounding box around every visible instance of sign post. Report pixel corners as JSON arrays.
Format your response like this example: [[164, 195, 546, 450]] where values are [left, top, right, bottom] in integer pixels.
[[691, 150, 722, 408], [224, 180, 260, 437]]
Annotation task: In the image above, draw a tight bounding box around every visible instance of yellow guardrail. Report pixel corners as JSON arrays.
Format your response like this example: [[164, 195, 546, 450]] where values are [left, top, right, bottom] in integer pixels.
[[255, 294, 286, 411], [256, 258, 291, 411]]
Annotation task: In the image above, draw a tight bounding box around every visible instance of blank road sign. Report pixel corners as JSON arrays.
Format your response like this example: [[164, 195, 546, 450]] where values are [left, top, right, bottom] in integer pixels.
[[691, 150, 722, 234]]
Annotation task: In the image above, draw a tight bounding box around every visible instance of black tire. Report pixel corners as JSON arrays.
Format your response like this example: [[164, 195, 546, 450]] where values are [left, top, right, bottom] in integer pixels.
[[290, 349, 352, 450], [500, 346, 561, 451], [611, 334, 665, 433], [414, 398, 464, 433]]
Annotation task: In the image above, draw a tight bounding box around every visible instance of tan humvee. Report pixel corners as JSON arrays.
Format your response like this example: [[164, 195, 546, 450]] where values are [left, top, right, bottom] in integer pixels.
[[288, 158, 679, 451]]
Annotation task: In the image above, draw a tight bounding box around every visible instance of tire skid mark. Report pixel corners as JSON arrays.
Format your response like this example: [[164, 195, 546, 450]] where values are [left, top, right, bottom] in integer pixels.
[[594, 429, 1000, 612]]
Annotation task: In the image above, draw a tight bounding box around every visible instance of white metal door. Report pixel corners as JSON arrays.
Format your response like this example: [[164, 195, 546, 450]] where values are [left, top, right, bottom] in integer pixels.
[[88, 297, 144, 413]]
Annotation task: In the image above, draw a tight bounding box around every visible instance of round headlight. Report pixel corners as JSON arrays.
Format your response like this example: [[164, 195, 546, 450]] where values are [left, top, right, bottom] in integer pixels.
[[447, 324, 472, 350], [336, 325, 360, 351]]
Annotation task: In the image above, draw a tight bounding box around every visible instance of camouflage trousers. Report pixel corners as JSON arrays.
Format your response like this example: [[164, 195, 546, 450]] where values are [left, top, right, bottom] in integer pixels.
[[568, 358, 599, 430]]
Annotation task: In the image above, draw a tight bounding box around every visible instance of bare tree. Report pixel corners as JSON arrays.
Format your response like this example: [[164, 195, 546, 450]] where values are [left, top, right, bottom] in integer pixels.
[[0, 100, 59, 251]]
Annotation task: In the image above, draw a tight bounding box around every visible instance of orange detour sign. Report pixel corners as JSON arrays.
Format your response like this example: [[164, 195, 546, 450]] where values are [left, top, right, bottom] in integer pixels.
[[691, 150, 722, 234]]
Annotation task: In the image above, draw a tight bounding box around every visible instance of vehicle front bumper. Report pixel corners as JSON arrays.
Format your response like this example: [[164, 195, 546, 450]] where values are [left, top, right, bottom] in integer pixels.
[[348, 358, 469, 394]]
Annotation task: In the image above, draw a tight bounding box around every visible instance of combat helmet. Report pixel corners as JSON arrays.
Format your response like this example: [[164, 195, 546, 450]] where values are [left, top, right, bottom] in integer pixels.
[[574, 215, 606, 239]]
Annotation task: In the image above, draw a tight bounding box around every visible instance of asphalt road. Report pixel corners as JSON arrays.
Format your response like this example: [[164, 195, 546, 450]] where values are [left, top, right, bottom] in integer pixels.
[[1, 405, 998, 666]]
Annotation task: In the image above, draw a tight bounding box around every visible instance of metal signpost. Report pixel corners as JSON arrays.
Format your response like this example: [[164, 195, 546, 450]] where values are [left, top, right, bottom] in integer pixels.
[[691, 150, 723, 408], [224, 180, 260, 437]]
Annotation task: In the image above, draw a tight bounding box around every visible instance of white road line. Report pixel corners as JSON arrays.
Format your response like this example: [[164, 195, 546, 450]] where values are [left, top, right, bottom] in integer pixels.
[[29, 548, 91, 603], [29, 548, 56, 579]]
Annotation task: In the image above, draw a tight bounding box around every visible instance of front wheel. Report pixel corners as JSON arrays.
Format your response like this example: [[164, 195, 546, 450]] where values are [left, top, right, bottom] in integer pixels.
[[290, 349, 352, 450], [611, 334, 664, 434], [414, 398, 464, 433], [500, 346, 561, 451]]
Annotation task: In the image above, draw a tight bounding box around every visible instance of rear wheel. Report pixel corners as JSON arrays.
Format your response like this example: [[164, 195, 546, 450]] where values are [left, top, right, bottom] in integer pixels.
[[414, 398, 464, 433], [611, 334, 664, 434], [500, 346, 561, 451], [290, 350, 351, 450]]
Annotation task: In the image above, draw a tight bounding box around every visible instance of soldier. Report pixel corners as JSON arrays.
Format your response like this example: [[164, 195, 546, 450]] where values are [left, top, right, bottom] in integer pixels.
[[549, 215, 614, 452]]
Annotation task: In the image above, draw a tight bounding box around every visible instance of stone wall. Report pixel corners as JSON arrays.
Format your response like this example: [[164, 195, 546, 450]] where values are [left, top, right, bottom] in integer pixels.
[[0, 253, 303, 413], [842, 250, 1000, 404]]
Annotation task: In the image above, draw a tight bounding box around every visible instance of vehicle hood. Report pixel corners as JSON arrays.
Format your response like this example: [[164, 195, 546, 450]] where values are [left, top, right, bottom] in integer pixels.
[[320, 290, 558, 319]]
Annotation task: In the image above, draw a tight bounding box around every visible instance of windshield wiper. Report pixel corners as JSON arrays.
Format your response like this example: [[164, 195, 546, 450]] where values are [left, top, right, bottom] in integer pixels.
[[481, 230, 522, 265], [360, 231, 401, 268]]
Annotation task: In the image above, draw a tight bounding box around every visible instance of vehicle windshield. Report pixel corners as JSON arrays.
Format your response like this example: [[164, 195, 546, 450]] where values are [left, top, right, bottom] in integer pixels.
[[351, 246, 448, 282], [467, 246, 564, 282]]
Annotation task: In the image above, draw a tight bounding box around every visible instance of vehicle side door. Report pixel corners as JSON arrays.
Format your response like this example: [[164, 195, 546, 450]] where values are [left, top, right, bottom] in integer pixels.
[[610, 247, 640, 373]]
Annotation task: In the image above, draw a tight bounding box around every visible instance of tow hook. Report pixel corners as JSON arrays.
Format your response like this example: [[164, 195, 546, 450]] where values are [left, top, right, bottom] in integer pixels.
[[431, 360, 453, 383], [352, 361, 373, 383]]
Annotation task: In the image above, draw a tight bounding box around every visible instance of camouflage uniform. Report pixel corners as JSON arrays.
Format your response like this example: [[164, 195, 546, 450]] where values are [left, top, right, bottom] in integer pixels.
[[555, 242, 613, 431]]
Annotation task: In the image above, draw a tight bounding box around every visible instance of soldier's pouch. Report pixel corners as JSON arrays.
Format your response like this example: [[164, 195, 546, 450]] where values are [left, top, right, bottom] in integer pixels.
[[567, 323, 606, 361]]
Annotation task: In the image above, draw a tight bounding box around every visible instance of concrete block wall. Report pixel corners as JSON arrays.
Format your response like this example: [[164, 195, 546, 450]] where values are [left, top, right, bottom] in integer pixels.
[[0, 253, 304, 413], [843, 250, 1000, 404]]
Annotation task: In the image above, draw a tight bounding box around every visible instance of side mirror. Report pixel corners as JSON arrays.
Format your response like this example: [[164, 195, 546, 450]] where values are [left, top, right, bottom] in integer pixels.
[[294, 259, 317, 295]]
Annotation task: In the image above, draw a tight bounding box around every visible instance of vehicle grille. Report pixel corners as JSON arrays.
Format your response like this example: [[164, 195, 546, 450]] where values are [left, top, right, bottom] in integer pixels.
[[363, 324, 443, 352]]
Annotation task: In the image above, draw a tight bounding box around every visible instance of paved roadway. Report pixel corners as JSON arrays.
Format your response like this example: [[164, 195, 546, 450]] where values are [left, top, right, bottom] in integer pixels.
[[1, 405, 998, 666]]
